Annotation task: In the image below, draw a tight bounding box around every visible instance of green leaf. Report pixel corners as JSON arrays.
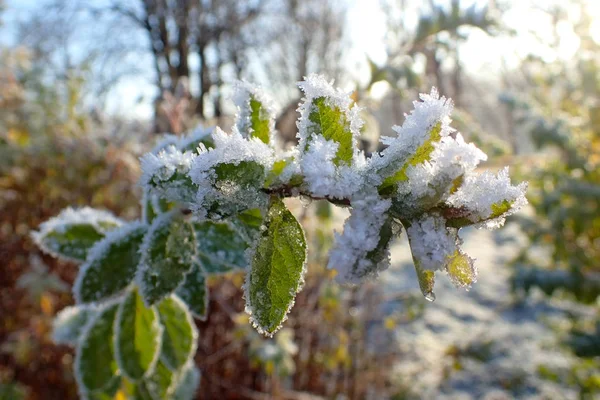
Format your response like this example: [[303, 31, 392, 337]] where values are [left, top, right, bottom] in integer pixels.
[[248, 96, 271, 144], [75, 302, 119, 392], [246, 197, 307, 336], [232, 208, 263, 242], [445, 250, 477, 289], [490, 199, 513, 219], [137, 213, 197, 306], [143, 193, 159, 224], [32, 208, 122, 262], [157, 296, 198, 371], [308, 96, 354, 165], [74, 223, 147, 304], [264, 159, 288, 187], [115, 287, 162, 380], [414, 261, 436, 302], [213, 160, 265, 187], [139, 360, 173, 400], [378, 122, 442, 195], [52, 305, 97, 346], [170, 362, 201, 400], [193, 221, 248, 274], [84, 375, 122, 400], [176, 261, 209, 320]]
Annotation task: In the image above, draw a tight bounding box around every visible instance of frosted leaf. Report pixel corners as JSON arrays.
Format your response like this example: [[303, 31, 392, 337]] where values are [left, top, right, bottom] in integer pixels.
[[32, 207, 122, 263], [177, 125, 214, 152], [244, 197, 307, 337], [151, 125, 214, 154], [52, 304, 97, 346], [192, 221, 248, 274], [189, 127, 274, 219], [73, 221, 147, 304], [169, 360, 201, 400], [264, 150, 303, 188], [114, 287, 163, 381], [371, 88, 455, 186], [80, 375, 122, 400], [136, 359, 173, 400], [176, 262, 209, 322], [406, 213, 477, 295], [297, 74, 363, 158], [74, 301, 120, 393], [300, 135, 367, 199], [140, 145, 198, 206], [137, 212, 197, 306], [232, 80, 276, 146], [391, 133, 488, 217], [156, 295, 198, 371], [296, 74, 367, 199], [446, 167, 528, 229], [327, 194, 394, 284], [406, 213, 458, 272]]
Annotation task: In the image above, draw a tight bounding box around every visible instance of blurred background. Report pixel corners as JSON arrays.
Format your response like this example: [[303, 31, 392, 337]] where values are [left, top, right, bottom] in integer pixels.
[[0, 0, 599, 398]]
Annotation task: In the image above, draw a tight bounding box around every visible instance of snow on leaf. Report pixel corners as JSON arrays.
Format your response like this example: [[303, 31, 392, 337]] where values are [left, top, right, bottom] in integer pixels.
[[233, 80, 275, 145], [74, 222, 147, 304], [370, 88, 454, 181], [114, 287, 162, 381], [445, 250, 477, 289], [140, 146, 198, 206], [175, 261, 209, 320], [414, 261, 437, 301], [406, 213, 478, 297], [151, 125, 214, 155], [169, 361, 201, 400], [157, 295, 198, 371], [136, 359, 173, 400], [446, 167, 528, 229], [81, 375, 122, 400], [327, 194, 394, 284], [52, 305, 97, 346], [379, 122, 443, 194], [75, 301, 119, 392], [32, 207, 122, 263], [405, 213, 458, 272], [245, 197, 307, 337], [192, 221, 248, 274], [296, 74, 366, 199], [137, 212, 197, 306], [189, 128, 274, 219]]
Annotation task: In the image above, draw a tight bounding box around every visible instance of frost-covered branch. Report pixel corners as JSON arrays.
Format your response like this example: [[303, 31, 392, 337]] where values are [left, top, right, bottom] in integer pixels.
[[32, 74, 527, 400]]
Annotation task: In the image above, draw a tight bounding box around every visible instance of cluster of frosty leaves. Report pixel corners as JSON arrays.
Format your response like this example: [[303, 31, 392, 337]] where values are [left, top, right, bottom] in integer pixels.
[[32, 74, 526, 398]]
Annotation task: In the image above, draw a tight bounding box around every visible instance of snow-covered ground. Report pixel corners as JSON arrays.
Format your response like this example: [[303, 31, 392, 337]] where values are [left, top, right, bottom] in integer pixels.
[[379, 221, 595, 400]]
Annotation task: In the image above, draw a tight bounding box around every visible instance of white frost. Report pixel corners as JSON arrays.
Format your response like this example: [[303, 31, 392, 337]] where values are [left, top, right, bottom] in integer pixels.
[[140, 145, 197, 205], [370, 87, 455, 180], [328, 194, 393, 284], [232, 80, 276, 145], [189, 127, 274, 219], [296, 74, 367, 200], [446, 167, 528, 229], [406, 213, 458, 271]]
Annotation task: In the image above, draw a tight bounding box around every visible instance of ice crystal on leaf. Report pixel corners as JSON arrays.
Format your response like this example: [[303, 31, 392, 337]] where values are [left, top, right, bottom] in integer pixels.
[[446, 167, 528, 229], [328, 194, 393, 284], [33, 78, 528, 398], [232, 80, 276, 146], [140, 145, 197, 205], [189, 127, 274, 219], [296, 74, 367, 199]]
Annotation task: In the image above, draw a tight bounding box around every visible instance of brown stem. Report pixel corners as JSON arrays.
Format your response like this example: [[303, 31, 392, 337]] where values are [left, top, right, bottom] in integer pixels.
[[261, 185, 351, 207]]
